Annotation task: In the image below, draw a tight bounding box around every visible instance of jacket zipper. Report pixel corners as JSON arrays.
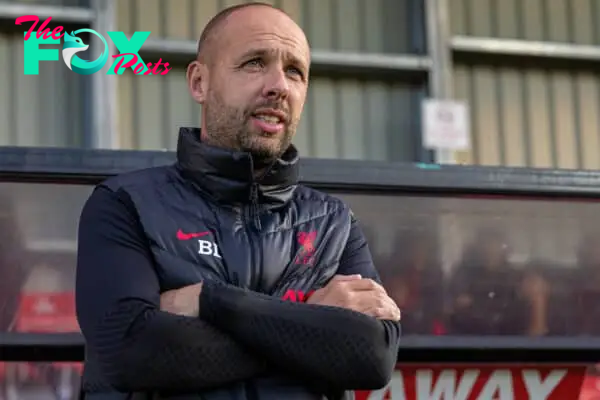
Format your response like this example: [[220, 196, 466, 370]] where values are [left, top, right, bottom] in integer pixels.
[[245, 182, 261, 290], [249, 182, 261, 230], [244, 171, 268, 397]]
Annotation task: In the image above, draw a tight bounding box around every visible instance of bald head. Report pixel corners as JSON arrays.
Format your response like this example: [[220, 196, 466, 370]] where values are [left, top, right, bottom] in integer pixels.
[[197, 2, 301, 66]]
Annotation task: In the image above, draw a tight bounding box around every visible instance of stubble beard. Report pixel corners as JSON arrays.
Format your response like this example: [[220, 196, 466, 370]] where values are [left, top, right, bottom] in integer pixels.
[[203, 89, 296, 164]]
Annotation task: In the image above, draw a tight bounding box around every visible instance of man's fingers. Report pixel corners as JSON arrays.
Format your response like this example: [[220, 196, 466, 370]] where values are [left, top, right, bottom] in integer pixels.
[[370, 302, 401, 321], [375, 297, 401, 321], [383, 295, 401, 320], [352, 293, 401, 321], [339, 278, 385, 292], [331, 274, 362, 282], [374, 308, 401, 321]]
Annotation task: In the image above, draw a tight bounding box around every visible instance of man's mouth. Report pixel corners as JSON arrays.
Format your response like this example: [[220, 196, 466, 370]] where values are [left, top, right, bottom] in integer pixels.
[[251, 109, 287, 134], [254, 115, 282, 124]]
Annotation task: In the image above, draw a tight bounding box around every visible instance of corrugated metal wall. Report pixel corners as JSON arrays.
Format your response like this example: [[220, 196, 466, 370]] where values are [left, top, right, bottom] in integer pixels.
[[451, 0, 600, 45], [451, 0, 600, 169], [114, 0, 415, 53], [114, 0, 422, 161], [0, 0, 81, 6], [5, 0, 600, 167], [0, 32, 84, 148]]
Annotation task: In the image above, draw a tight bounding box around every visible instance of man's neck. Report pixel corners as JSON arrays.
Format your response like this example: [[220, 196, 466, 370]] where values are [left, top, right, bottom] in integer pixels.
[[251, 155, 277, 180], [198, 129, 280, 180]]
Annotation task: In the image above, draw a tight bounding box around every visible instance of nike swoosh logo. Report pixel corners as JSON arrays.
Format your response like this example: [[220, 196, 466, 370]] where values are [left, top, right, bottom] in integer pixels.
[[177, 229, 211, 240]]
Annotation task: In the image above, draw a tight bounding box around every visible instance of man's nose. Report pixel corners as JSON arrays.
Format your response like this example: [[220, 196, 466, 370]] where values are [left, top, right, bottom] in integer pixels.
[[262, 67, 290, 100]]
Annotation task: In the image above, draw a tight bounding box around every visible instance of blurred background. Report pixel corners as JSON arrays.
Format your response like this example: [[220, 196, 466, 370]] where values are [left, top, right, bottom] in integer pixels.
[[3, 0, 600, 398]]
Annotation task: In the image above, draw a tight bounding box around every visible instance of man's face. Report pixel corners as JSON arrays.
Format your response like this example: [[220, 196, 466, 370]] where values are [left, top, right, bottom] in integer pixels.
[[191, 7, 310, 162]]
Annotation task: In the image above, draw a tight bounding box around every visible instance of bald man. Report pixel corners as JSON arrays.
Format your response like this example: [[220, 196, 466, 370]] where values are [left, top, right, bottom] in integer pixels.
[[75, 3, 401, 399]]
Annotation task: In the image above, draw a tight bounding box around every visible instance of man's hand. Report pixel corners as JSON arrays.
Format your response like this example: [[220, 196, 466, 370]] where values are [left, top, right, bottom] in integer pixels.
[[160, 282, 203, 317], [307, 275, 401, 321]]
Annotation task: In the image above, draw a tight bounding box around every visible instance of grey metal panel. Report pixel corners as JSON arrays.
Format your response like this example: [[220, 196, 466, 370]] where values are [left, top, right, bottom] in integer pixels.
[[448, 0, 600, 167], [292, 95, 310, 157], [337, 80, 363, 159], [116, 0, 420, 55], [454, 63, 600, 170], [0, 33, 12, 146], [306, 78, 337, 158], [136, 75, 164, 150], [0, 3, 92, 22], [386, 81, 422, 162], [119, 68, 198, 151], [0, 33, 82, 148], [0, 0, 83, 6], [298, 77, 423, 162], [449, 0, 600, 170], [425, 0, 456, 164], [335, 0, 361, 52], [116, 71, 135, 148], [89, 0, 118, 149], [362, 82, 389, 160], [449, 0, 599, 46], [300, 0, 415, 54], [452, 36, 600, 62], [303, 78, 421, 161]]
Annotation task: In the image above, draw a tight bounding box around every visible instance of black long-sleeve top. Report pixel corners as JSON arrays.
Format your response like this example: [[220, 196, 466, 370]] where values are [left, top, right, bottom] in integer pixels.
[[76, 185, 401, 394]]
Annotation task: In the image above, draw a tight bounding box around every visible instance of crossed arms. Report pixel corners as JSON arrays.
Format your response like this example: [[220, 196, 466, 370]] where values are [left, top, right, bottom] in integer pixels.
[[75, 186, 401, 393]]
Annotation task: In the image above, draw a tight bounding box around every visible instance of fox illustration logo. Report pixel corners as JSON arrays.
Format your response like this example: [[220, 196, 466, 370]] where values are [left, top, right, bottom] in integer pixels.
[[61, 29, 109, 75]]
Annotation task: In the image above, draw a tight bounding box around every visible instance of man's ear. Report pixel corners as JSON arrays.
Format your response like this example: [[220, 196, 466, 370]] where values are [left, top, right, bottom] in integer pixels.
[[187, 60, 209, 104]]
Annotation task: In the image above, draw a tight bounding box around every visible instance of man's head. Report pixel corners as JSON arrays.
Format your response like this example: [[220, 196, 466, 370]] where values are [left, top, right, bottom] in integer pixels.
[[186, 3, 310, 164]]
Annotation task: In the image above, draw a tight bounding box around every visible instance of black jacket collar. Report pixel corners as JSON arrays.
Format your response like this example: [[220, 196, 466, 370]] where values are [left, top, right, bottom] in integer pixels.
[[175, 127, 300, 207]]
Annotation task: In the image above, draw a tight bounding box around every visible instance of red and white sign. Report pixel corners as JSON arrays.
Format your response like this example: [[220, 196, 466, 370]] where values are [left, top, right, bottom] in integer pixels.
[[15, 292, 79, 333], [355, 364, 589, 400]]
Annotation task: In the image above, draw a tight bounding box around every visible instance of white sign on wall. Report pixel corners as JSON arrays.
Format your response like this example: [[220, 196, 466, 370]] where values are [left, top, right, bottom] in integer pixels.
[[422, 99, 471, 151]]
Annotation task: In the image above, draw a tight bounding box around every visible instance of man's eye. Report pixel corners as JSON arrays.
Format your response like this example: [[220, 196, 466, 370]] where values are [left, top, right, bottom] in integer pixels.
[[244, 59, 263, 68], [287, 67, 303, 77]]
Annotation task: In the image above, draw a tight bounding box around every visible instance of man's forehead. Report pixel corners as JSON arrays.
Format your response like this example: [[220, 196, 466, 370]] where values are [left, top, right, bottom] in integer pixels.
[[225, 5, 298, 31], [218, 7, 308, 56]]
